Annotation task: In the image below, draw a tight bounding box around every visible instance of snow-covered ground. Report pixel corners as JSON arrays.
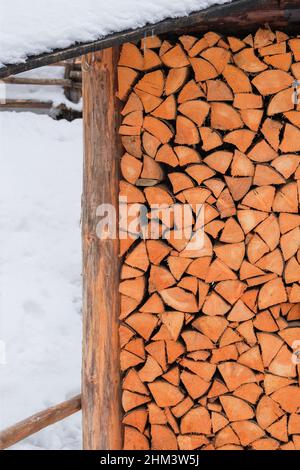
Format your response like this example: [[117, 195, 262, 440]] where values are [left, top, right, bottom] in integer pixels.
[[0, 0, 231, 67], [0, 112, 83, 450]]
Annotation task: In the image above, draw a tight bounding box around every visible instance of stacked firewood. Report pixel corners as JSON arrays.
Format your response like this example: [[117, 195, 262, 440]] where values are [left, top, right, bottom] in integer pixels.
[[118, 28, 300, 450]]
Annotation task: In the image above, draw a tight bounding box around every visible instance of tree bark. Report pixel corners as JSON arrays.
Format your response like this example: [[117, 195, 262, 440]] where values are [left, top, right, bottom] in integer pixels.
[[82, 48, 122, 450]]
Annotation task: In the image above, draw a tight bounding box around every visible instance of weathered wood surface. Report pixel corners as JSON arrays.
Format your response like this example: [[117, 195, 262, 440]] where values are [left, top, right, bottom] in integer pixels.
[[0, 99, 53, 110], [2, 77, 81, 88], [82, 48, 123, 450], [0, 395, 81, 450], [1, 0, 299, 78]]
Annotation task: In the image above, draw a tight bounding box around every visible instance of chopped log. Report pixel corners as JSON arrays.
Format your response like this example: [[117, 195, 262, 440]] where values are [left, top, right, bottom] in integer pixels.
[[136, 89, 162, 112], [178, 79, 205, 103], [123, 408, 148, 433], [121, 153, 143, 184], [181, 370, 210, 399], [271, 386, 300, 413], [123, 426, 149, 450], [180, 407, 211, 435], [273, 182, 298, 213], [126, 313, 158, 341], [148, 380, 184, 407], [261, 118, 282, 150], [220, 396, 254, 422], [222, 64, 252, 93], [218, 362, 256, 391], [135, 70, 164, 97], [121, 92, 143, 116], [234, 48, 268, 72], [231, 421, 265, 446], [122, 135, 142, 158], [190, 57, 218, 82], [248, 140, 278, 163], [233, 93, 263, 109], [200, 127, 223, 151], [119, 43, 144, 70], [267, 87, 294, 116], [225, 176, 252, 201], [143, 49, 162, 71], [151, 424, 178, 450], [118, 67, 139, 101], [161, 44, 189, 68], [272, 154, 300, 179], [151, 95, 176, 120], [252, 70, 293, 95], [253, 165, 285, 186], [143, 116, 173, 144], [200, 47, 231, 73], [210, 102, 243, 130], [228, 36, 245, 53], [160, 287, 198, 312], [178, 100, 210, 126], [224, 129, 255, 153], [215, 425, 240, 448], [280, 123, 300, 152], [141, 35, 162, 50], [118, 28, 300, 451], [165, 67, 189, 95], [205, 151, 233, 174], [264, 53, 292, 71], [175, 116, 200, 145], [207, 78, 232, 101]]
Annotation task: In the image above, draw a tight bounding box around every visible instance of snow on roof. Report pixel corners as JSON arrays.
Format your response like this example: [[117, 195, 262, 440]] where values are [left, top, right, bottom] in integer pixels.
[[0, 0, 231, 67]]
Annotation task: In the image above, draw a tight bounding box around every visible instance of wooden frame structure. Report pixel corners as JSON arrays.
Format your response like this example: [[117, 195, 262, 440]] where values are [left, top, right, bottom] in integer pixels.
[[0, 0, 299, 451]]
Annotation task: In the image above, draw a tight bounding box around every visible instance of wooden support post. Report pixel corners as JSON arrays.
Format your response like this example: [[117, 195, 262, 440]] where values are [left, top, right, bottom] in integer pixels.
[[82, 48, 122, 450]]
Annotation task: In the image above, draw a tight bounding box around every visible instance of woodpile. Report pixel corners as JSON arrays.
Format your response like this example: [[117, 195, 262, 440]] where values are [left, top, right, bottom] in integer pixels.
[[117, 28, 300, 450]]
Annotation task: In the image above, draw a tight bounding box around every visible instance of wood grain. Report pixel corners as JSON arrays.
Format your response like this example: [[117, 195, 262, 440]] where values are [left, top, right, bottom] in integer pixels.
[[82, 48, 123, 450]]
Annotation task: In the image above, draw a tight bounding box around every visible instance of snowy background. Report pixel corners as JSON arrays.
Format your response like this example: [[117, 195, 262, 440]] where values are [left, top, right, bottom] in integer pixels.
[[5, 66, 82, 111], [0, 111, 83, 449]]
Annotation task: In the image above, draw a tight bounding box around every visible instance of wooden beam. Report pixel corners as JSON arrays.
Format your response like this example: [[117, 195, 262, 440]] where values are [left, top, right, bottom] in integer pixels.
[[0, 395, 81, 450], [2, 77, 81, 88], [0, 99, 53, 110], [81, 48, 122, 450], [0, 0, 299, 79]]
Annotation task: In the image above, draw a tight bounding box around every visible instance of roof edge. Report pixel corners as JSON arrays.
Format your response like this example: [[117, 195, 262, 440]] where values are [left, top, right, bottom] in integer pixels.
[[0, 0, 299, 78]]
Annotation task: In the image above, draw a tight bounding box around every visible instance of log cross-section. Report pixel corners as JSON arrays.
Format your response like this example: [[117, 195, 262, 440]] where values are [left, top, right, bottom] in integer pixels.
[[82, 48, 122, 450]]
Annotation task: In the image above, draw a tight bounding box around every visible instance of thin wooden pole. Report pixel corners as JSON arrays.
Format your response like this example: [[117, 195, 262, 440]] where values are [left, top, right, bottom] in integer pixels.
[[81, 48, 122, 450], [0, 395, 81, 450], [2, 77, 80, 87], [0, 99, 53, 110]]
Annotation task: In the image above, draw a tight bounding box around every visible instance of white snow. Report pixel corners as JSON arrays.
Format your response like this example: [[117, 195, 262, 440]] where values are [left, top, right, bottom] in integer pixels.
[[6, 67, 82, 111], [0, 0, 231, 67], [0, 112, 83, 449]]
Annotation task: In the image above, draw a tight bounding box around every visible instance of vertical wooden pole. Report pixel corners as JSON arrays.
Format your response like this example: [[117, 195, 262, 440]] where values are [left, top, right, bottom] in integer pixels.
[[81, 48, 122, 450]]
